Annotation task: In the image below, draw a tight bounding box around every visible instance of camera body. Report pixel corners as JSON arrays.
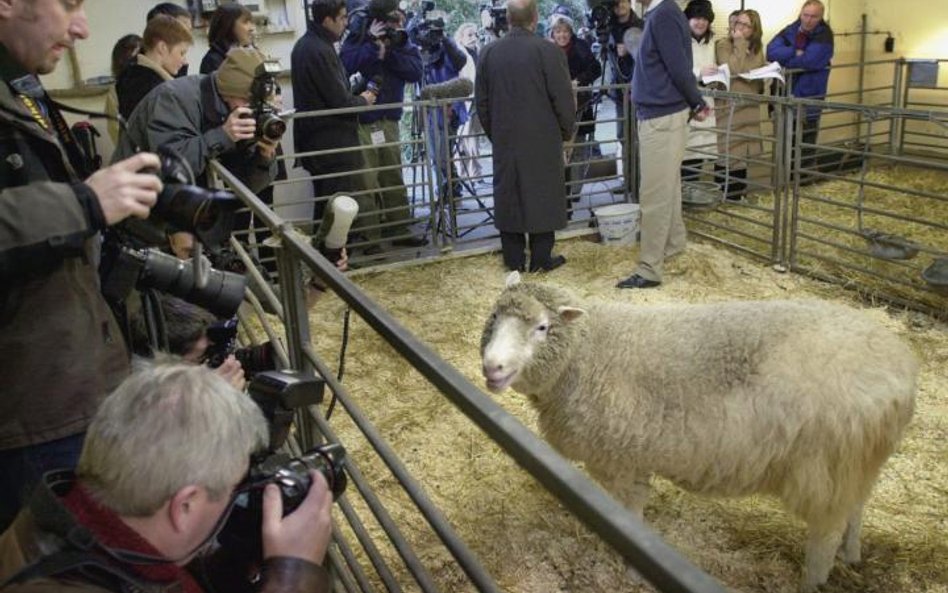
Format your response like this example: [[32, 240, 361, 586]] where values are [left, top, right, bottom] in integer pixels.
[[407, 0, 444, 52], [586, 0, 618, 42], [479, 1, 508, 35], [204, 317, 277, 377], [247, 59, 286, 142]]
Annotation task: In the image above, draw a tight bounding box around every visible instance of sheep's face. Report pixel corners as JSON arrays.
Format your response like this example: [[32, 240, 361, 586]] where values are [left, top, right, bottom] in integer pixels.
[[481, 273, 585, 394]]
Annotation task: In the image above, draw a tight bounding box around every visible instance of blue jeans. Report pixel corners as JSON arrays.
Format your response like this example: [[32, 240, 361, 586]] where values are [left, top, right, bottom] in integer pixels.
[[0, 432, 85, 531]]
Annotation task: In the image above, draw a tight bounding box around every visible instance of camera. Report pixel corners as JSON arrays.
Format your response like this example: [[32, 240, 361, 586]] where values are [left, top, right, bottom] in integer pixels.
[[204, 317, 278, 378], [142, 146, 241, 248], [585, 0, 617, 42], [100, 245, 247, 319], [246, 59, 286, 142], [407, 0, 445, 51], [373, 23, 409, 47], [479, 1, 508, 35], [206, 371, 347, 589]]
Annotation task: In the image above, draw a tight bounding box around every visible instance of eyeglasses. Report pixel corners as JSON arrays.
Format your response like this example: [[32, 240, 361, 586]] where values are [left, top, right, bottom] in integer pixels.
[[733, 21, 753, 29]]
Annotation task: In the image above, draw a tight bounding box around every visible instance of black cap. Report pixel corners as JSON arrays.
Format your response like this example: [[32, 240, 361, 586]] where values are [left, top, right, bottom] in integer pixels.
[[684, 0, 714, 23]]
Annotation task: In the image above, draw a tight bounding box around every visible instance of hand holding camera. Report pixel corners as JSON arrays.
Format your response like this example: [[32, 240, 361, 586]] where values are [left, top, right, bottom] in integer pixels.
[[262, 470, 334, 565], [225, 107, 258, 143], [86, 152, 163, 225]]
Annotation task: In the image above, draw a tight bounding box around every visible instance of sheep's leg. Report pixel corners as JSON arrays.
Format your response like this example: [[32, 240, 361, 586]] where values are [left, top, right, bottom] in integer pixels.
[[800, 518, 846, 593], [838, 503, 864, 565], [610, 475, 651, 519]]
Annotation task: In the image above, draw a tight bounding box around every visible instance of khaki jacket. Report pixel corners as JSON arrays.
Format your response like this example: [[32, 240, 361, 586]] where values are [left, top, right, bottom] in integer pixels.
[[0, 46, 129, 451]]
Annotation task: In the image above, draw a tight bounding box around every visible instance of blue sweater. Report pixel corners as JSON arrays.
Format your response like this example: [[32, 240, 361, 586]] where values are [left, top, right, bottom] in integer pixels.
[[767, 19, 834, 116], [630, 0, 703, 121], [340, 35, 424, 123]]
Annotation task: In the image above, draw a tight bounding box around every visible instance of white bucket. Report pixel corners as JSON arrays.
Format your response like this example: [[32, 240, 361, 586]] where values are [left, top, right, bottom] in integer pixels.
[[594, 203, 640, 245]]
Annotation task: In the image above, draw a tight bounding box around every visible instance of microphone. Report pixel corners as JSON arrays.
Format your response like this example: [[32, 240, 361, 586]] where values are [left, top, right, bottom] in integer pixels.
[[319, 195, 359, 264], [418, 77, 474, 101]]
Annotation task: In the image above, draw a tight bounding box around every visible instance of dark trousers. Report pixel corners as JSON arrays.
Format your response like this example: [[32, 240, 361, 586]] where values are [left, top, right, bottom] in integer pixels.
[[0, 432, 85, 531], [681, 158, 704, 183], [500, 231, 554, 272], [714, 164, 748, 200]]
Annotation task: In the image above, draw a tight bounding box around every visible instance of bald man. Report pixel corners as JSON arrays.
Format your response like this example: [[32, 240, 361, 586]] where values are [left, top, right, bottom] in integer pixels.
[[475, 0, 575, 273]]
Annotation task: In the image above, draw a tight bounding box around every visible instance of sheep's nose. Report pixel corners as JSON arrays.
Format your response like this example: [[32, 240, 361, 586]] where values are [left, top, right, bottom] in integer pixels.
[[482, 362, 504, 380]]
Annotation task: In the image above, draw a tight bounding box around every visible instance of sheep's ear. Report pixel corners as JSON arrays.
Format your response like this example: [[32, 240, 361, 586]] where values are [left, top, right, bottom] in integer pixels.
[[505, 271, 522, 288], [557, 306, 586, 324]]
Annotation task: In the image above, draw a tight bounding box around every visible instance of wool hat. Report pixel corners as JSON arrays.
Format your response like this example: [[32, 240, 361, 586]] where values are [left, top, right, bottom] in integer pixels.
[[214, 47, 266, 99], [684, 0, 715, 23]]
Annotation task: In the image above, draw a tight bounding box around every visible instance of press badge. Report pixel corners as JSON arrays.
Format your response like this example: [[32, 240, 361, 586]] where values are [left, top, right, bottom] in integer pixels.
[[370, 130, 386, 145]]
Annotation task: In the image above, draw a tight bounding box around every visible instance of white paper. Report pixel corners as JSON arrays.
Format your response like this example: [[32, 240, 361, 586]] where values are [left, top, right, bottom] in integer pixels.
[[739, 61, 785, 84], [701, 63, 731, 90]]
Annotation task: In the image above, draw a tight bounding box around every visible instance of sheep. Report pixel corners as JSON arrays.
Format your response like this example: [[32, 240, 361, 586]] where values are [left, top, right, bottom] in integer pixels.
[[479, 272, 918, 592]]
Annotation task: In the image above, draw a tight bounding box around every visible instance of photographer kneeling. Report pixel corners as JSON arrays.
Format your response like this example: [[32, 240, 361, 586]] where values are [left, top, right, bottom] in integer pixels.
[[0, 363, 334, 593]]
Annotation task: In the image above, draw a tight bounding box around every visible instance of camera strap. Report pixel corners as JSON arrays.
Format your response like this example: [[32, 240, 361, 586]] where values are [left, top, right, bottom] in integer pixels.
[[200, 75, 225, 131]]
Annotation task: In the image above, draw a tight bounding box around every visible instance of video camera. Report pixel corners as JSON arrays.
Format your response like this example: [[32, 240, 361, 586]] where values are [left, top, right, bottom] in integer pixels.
[[479, 1, 508, 35], [204, 317, 278, 378], [246, 59, 286, 142], [585, 0, 617, 43], [407, 0, 445, 51], [206, 371, 347, 587]]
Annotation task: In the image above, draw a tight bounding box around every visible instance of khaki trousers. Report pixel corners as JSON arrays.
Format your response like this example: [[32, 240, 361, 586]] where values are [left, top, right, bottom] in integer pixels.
[[635, 108, 689, 282], [358, 119, 412, 241]]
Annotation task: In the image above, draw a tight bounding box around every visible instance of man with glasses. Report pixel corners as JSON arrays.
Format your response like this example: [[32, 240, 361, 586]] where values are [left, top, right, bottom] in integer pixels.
[[767, 0, 834, 168], [292, 0, 377, 224], [0, 363, 334, 593]]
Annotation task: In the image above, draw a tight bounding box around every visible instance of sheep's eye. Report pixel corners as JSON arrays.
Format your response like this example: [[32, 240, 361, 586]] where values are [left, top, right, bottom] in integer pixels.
[[536, 323, 549, 333]]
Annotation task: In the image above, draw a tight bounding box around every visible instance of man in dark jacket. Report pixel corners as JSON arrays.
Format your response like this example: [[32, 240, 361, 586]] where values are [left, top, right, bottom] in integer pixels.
[[767, 0, 834, 168], [292, 0, 377, 222], [476, 0, 575, 273], [0, 0, 162, 530], [0, 363, 334, 593], [616, 0, 708, 290], [341, 9, 426, 247], [113, 47, 279, 195]]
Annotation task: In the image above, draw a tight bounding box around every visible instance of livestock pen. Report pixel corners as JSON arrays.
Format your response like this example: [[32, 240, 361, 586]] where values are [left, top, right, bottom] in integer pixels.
[[208, 54, 946, 593]]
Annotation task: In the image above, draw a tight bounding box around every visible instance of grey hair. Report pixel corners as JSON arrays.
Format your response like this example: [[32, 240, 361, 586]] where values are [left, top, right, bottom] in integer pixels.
[[78, 363, 268, 516]]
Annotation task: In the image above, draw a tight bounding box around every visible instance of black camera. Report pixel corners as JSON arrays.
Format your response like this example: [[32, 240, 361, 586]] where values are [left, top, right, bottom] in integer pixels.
[[247, 59, 286, 142], [100, 245, 247, 319], [407, 0, 444, 51], [480, 2, 508, 34], [374, 23, 409, 47], [139, 146, 241, 249], [198, 371, 347, 593], [586, 0, 617, 42], [204, 317, 277, 378]]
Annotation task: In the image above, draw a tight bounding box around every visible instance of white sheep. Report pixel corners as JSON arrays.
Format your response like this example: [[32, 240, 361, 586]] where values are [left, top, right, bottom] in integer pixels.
[[480, 272, 918, 592]]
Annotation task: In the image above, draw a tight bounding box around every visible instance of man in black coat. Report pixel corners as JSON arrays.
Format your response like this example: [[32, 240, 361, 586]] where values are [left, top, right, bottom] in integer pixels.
[[291, 0, 377, 221], [475, 0, 575, 273]]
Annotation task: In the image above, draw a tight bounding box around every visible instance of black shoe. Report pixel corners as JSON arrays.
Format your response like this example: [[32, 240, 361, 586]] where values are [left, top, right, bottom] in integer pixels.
[[529, 255, 566, 273], [392, 235, 427, 248], [610, 185, 628, 195], [616, 274, 660, 289]]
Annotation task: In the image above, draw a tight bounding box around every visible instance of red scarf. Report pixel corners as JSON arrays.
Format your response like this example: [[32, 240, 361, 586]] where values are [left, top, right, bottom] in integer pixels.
[[794, 29, 810, 51], [62, 484, 204, 593]]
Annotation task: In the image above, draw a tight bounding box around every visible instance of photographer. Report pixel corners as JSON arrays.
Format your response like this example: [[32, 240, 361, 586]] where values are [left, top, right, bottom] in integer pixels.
[[341, 4, 427, 248], [410, 8, 468, 199], [0, 0, 162, 530], [0, 363, 334, 593], [129, 294, 248, 390], [113, 47, 279, 196]]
